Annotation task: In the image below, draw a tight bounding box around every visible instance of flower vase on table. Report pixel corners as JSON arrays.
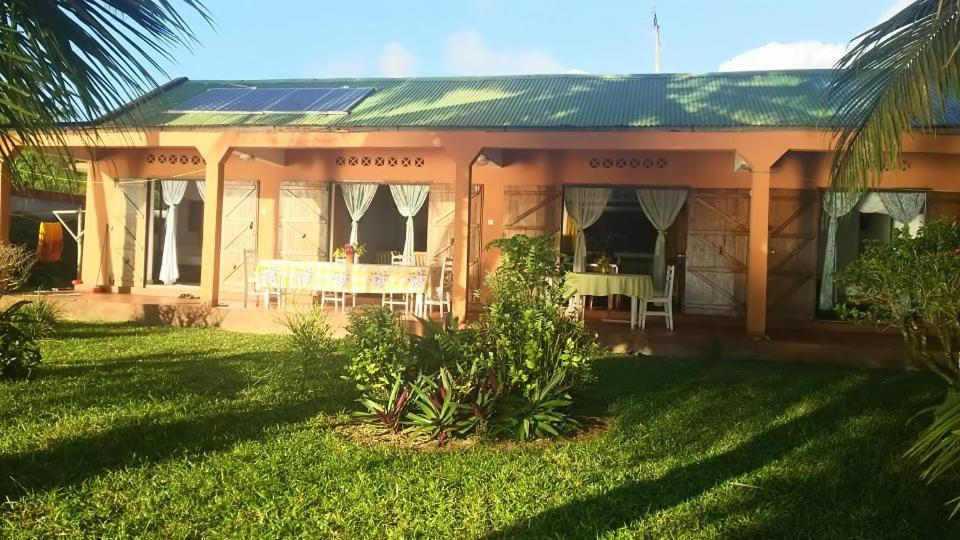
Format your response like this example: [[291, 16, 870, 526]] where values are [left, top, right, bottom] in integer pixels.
[[333, 243, 365, 264]]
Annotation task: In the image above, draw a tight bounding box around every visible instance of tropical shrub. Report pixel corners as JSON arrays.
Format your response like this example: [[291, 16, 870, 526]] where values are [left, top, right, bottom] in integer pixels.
[[0, 300, 42, 380], [483, 234, 600, 399], [835, 219, 960, 385], [344, 307, 413, 398], [347, 234, 602, 444], [835, 218, 960, 515], [0, 245, 41, 381]]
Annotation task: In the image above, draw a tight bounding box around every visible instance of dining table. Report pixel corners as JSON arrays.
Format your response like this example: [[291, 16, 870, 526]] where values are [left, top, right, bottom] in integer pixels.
[[564, 271, 654, 329], [254, 259, 431, 313]]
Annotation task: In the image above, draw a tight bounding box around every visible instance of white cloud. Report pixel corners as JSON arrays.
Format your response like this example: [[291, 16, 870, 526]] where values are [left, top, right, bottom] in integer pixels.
[[717, 41, 848, 72], [378, 42, 419, 77], [444, 29, 581, 75]]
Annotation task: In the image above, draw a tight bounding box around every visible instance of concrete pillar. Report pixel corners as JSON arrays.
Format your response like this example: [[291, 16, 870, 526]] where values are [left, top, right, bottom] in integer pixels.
[[258, 179, 280, 260], [746, 169, 771, 336], [80, 159, 112, 287], [0, 158, 12, 243], [451, 158, 472, 320], [200, 147, 228, 306]]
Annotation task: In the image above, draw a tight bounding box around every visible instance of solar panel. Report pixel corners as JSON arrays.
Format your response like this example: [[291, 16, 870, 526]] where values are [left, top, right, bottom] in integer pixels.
[[263, 88, 333, 112], [307, 88, 373, 113], [172, 88, 250, 112], [169, 87, 374, 114], [218, 88, 294, 112]]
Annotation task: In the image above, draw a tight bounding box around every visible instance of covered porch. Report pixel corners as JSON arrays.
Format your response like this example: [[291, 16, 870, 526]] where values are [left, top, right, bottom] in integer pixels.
[[9, 127, 960, 338]]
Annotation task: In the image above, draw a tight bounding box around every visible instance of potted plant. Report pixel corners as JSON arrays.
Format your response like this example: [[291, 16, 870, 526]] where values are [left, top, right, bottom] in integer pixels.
[[333, 243, 366, 264]]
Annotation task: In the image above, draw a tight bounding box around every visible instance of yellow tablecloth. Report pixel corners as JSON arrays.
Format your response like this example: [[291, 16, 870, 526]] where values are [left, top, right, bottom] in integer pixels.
[[255, 260, 429, 295], [564, 272, 653, 299]]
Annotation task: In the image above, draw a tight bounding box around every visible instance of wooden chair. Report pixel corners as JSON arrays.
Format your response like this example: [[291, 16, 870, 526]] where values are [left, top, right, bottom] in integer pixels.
[[243, 249, 281, 309], [639, 265, 676, 331], [382, 252, 410, 313], [423, 256, 453, 318], [320, 258, 348, 311]]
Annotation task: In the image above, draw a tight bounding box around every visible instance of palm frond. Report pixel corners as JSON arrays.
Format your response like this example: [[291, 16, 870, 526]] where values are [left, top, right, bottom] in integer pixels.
[[827, 0, 960, 194], [0, 0, 210, 165]]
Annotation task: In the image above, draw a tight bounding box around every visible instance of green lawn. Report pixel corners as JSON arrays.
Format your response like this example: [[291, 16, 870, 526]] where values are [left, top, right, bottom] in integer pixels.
[[1, 323, 958, 538]]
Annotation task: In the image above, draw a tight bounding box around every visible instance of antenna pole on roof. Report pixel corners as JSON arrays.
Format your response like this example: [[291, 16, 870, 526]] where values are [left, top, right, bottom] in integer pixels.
[[653, 10, 662, 74]]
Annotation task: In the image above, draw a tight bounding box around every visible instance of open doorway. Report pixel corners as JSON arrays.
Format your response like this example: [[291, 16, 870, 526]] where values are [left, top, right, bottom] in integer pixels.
[[331, 184, 428, 263], [146, 179, 204, 286], [579, 187, 658, 274], [817, 190, 927, 318]]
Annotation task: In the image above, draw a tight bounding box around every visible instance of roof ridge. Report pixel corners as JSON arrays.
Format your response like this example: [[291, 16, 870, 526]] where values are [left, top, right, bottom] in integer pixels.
[[181, 69, 836, 85]]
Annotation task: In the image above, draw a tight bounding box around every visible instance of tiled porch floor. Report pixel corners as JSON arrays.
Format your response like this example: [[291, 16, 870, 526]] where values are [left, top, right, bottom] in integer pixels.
[[17, 290, 911, 370]]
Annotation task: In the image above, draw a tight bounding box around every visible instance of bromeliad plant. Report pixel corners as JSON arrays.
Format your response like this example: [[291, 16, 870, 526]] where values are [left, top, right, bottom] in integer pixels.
[[354, 375, 411, 434]]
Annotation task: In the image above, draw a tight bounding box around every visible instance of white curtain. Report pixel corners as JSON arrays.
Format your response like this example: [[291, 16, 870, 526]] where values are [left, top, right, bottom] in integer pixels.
[[818, 191, 861, 310], [341, 183, 379, 245], [158, 180, 189, 285], [389, 184, 430, 263], [636, 188, 688, 290], [879, 191, 926, 233], [564, 187, 612, 272], [195, 180, 206, 202]]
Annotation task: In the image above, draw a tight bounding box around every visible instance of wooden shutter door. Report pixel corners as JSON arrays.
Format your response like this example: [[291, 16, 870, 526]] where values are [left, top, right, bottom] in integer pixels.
[[928, 191, 960, 221], [109, 181, 148, 289], [502, 185, 562, 238], [427, 184, 454, 263], [683, 189, 749, 315], [279, 182, 330, 261], [767, 189, 819, 320], [219, 182, 258, 292], [468, 185, 484, 296]]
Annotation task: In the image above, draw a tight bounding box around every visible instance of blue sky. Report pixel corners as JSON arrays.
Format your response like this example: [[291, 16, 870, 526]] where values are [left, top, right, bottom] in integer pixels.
[[156, 0, 911, 80]]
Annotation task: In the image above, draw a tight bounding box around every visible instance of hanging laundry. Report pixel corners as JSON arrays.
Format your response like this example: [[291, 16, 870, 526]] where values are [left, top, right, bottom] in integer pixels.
[[37, 222, 63, 262]]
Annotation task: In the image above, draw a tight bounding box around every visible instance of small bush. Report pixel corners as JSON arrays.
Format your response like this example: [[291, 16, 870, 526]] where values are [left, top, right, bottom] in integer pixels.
[[281, 305, 337, 387], [344, 307, 413, 398], [489, 369, 579, 441], [15, 294, 62, 340]]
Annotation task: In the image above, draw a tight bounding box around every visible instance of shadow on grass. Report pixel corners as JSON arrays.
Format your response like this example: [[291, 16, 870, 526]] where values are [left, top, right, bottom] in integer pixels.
[[490, 358, 948, 538], [0, 399, 331, 502]]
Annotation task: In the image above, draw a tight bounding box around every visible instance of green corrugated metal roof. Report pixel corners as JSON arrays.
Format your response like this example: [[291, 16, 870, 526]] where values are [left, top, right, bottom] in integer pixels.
[[106, 70, 846, 130]]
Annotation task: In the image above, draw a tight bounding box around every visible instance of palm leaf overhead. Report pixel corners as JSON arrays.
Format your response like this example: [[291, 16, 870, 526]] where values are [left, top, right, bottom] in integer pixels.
[[0, 0, 209, 161], [827, 0, 960, 194]]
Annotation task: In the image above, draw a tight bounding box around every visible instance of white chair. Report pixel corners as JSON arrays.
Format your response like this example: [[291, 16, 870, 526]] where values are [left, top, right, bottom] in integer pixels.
[[382, 252, 410, 313], [320, 258, 348, 311], [423, 256, 453, 318], [639, 265, 676, 331], [243, 249, 281, 309]]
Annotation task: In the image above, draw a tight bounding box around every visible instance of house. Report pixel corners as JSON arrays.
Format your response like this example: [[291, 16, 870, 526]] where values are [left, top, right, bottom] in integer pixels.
[[7, 70, 960, 336]]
